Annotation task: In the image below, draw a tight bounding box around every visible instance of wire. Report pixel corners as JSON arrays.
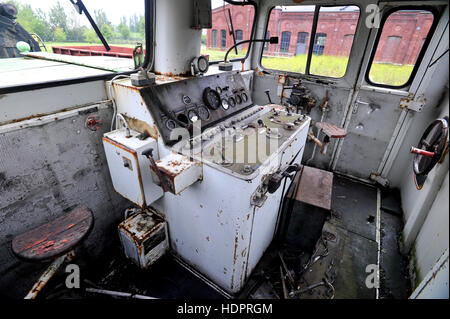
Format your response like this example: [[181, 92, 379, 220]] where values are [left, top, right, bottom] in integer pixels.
[[108, 75, 130, 131]]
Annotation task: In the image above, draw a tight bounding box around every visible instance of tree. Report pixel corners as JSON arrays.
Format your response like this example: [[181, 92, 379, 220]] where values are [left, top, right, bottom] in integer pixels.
[[118, 17, 130, 39], [138, 15, 145, 36], [11, 3, 53, 42], [54, 27, 67, 42], [94, 9, 111, 31], [101, 24, 113, 41], [49, 1, 68, 32], [129, 14, 139, 33], [83, 29, 97, 43]]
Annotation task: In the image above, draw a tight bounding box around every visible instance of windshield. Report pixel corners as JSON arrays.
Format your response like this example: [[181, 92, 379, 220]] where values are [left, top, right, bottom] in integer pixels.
[[0, 0, 146, 60]]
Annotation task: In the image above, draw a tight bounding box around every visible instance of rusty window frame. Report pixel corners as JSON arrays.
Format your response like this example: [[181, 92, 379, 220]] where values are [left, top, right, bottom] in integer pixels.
[[364, 6, 440, 89], [260, 4, 362, 79]]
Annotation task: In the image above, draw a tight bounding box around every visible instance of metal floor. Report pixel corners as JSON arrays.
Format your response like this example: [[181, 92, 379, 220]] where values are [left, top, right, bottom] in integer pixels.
[[37, 175, 410, 300]]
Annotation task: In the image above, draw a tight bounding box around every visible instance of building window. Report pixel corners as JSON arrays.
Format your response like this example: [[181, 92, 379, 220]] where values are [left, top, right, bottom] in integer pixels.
[[367, 9, 435, 87], [212, 30, 217, 48], [235, 29, 243, 50], [264, 31, 270, 51], [295, 32, 308, 55], [262, 5, 360, 77], [280, 31, 291, 53], [221, 29, 227, 49], [312, 33, 326, 55]]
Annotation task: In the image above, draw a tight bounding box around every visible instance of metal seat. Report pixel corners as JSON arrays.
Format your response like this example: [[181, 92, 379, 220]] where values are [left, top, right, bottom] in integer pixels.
[[11, 206, 94, 299], [12, 206, 94, 262]]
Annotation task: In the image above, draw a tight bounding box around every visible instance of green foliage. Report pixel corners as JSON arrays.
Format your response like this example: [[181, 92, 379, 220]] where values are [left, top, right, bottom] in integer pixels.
[[53, 26, 66, 42], [94, 9, 111, 31], [118, 17, 130, 39], [83, 29, 97, 43], [49, 1, 68, 32], [101, 24, 113, 41]]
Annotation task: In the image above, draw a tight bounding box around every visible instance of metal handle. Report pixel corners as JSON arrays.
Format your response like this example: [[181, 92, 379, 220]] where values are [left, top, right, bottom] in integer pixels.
[[410, 146, 435, 158]]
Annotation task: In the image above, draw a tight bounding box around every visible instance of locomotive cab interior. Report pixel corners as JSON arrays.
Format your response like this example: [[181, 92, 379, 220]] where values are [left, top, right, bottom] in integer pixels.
[[0, 0, 448, 302]]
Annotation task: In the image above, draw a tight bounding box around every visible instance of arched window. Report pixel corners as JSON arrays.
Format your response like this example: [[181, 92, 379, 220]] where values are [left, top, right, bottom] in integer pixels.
[[212, 30, 217, 48], [313, 33, 327, 55], [221, 30, 227, 48], [280, 31, 291, 53], [235, 29, 243, 50], [295, 32, 309, 55], [264, 31, 270, 52]]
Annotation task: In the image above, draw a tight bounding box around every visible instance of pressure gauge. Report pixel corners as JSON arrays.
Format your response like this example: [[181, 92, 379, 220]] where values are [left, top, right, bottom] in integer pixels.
[[222, 99, 230, 110], [228, 96, 236, 107], [242, 92, 248, 103], [190, 56, 209, 76], [188, 109, 199, 123]]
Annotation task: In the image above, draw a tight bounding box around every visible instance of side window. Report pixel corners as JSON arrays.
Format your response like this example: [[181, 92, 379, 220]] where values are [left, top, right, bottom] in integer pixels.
[[203, 1, 255, 62], [262, 5, 315, 73], [309, 6, 360, 77], [367, 9, 435, 87], [261, 5, 360, 78]]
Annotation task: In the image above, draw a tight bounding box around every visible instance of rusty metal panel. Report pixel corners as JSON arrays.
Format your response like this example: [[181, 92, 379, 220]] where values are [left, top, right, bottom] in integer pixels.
[[118, 211, 169, 269], [295, 166, 333, 211], [102, 128, 164, 208], [155, 153, 203, 195]]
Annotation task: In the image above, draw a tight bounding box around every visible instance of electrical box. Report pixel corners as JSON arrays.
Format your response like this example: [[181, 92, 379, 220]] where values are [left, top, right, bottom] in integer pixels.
[[118, 210, 169, 269], [102, 128, 164, 208]]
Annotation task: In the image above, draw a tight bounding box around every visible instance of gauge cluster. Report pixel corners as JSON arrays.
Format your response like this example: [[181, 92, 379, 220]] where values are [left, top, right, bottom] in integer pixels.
[[140, 71, 253, 144]]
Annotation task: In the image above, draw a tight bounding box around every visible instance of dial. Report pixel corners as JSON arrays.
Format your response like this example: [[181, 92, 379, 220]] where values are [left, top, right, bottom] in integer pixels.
[[221, 99, 229, 110], [216, 86, 223, 94], [182, 95, 192, 105], [203, 87, 221, 110], [165, 119, 176, 130], [197, 56, 209, 73], [236, 94, 242, 104], [242, 92, 248, 103], [228, 96, 236, 108], [197, 106, 210, 121], [188, 109, 199, 122]]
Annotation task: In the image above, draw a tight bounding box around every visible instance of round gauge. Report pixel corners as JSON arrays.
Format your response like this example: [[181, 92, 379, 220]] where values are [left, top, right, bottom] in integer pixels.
[[222, 99, 230, 110], [165, 119, 176, 130], [236, 94, 243, 104], [203, 87, 221, 110], [188, 109, 199, 123], [182, 95, 192, 105], [242, 92, 248, 103], [197, 56, 209, 73], [216, 86, 223, 94], [197, 106, 210, 120], [228, 96, 236, 108]]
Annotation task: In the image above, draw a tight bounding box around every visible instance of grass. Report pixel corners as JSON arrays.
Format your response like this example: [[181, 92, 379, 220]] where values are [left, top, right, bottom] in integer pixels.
[[42, 43, 413, 86]]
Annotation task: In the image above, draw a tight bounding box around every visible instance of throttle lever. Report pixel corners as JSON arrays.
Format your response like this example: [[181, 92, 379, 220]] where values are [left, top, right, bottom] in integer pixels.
[[141, 148, 169, 192]]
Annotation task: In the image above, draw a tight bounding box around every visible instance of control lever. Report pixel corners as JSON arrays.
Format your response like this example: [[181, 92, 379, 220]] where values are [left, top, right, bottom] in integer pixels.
[[265, 90, 273, 104], [141, 148, 169, 193], [267, 164, 302, 194]]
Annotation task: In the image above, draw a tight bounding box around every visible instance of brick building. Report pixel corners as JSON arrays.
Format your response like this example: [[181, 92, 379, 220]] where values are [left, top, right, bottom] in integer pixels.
[[207, 5, 434, 65]]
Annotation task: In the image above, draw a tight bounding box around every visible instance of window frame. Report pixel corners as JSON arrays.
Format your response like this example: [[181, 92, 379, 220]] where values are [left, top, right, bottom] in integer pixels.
[[260, 4, 362, 79], [364, 6, 440, 89], [207, 0, 257, 65]]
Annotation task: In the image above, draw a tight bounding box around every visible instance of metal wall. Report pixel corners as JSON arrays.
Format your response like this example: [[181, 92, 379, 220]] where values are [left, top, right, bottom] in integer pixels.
[[0, 88, 129, 298]]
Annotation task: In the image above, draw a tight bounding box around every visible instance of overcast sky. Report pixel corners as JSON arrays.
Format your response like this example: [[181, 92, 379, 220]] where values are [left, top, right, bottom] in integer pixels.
[[16, 0, 228, 25]]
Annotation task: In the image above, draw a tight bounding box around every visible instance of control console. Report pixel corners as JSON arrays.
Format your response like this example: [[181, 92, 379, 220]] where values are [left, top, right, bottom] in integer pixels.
[[140, 72, 252, 144]]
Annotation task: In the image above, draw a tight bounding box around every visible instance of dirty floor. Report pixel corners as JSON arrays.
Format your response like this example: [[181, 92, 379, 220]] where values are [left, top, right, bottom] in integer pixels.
[[37, 175, 410, 299]]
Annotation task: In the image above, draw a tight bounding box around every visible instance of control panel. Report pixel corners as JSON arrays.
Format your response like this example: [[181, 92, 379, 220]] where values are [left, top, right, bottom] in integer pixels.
[[139, 71, 252, 144]]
